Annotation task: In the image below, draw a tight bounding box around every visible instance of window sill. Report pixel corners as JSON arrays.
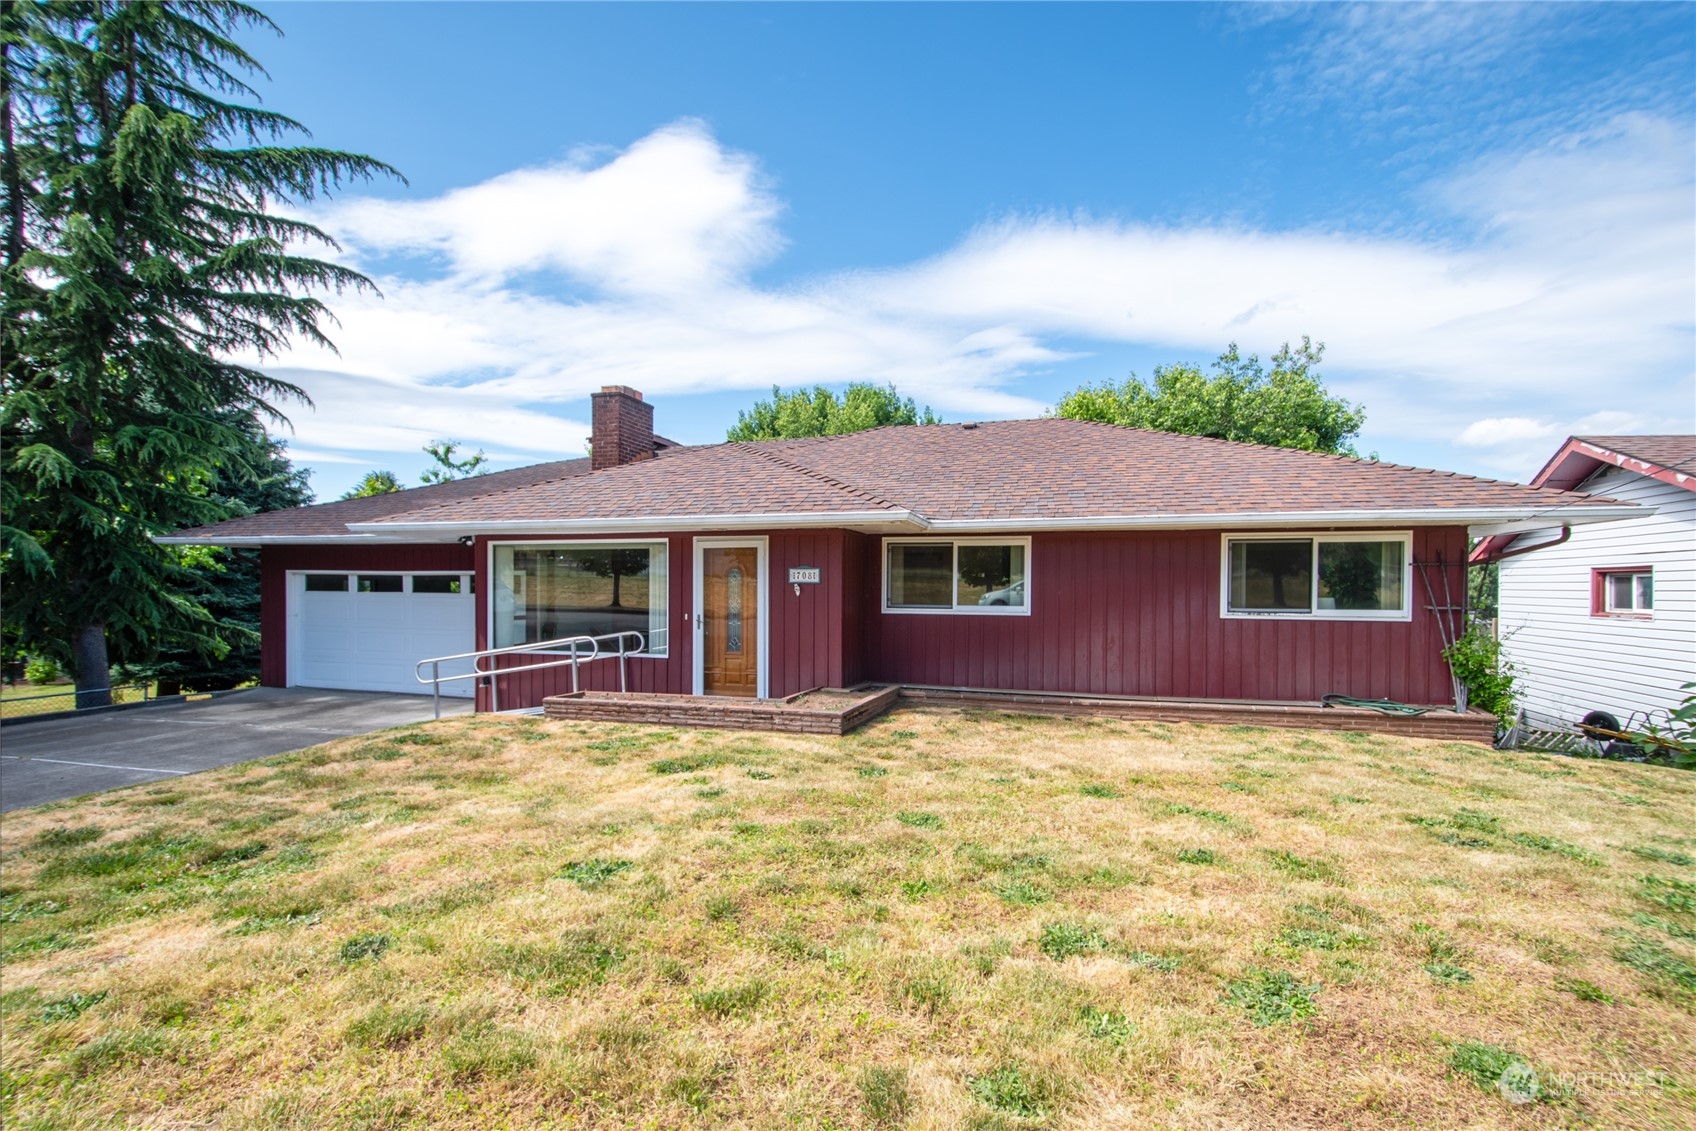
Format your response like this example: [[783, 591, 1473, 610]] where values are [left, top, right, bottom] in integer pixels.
[[1591, 612, 1653, 621], [883, 606, 1032, 617], [1222, 611, 1412, 623]]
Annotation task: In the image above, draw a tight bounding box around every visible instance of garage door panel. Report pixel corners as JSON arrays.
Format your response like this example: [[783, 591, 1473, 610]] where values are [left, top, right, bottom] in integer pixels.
[[296, 577, 474, 697]]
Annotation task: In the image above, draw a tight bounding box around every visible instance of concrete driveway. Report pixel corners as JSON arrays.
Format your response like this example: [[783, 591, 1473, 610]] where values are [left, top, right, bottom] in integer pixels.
[[1, 687, 471, 812]]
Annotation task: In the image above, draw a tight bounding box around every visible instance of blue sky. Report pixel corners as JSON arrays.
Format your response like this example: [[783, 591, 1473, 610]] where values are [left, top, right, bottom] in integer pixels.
[[242, 2, 1696, 499]]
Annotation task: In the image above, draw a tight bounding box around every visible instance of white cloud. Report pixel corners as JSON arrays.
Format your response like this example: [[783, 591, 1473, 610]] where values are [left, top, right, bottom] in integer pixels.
[[262, 115, 1693, 491], [320, 120, 782, 293], [1456, 417, 1564, 450]]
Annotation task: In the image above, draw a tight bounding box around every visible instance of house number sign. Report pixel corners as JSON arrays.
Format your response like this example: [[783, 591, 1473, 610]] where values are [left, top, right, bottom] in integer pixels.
[[789, 566, 820, 594]]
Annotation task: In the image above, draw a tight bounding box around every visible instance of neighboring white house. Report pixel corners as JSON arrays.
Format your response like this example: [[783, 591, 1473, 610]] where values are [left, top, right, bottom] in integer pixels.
[[1474, 435, 1695, 730]]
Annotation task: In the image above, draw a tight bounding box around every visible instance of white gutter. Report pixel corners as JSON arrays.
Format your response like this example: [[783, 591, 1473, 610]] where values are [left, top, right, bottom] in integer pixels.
[[159, 503, 1639, 546], [924, 505, 1641, 534], [152, 533, 431, 547]]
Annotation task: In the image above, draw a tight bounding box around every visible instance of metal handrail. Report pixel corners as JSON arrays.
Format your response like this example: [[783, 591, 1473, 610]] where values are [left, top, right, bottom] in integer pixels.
[[414, 631, 648, 719]]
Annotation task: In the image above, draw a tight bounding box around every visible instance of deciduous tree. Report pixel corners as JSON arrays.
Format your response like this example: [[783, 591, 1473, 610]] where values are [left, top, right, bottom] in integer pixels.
[[727, 382, 940, 441], [1052, 338, 1366, 455]]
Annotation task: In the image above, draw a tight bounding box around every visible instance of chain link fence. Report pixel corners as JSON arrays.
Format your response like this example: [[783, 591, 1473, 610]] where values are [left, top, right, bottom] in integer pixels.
[[0, 683, 154, 720]]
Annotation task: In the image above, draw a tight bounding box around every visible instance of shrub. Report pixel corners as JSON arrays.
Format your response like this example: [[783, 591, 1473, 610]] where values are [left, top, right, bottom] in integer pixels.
[[24, 657, 59, 684], [1441, 625, 1517, 722]]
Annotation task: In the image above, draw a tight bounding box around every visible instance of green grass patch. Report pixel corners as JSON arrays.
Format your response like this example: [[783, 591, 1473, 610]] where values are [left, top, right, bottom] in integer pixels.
[[1038, 921, 1106, 961], [1223, 968, 1320, 1025], [857, 1066, 911, 1126], [1554, 976, 1614, 1003], [36, 990, 108, 1023], [1079, 1004, 1136, 1044], [1509, 832, 1606, 867], [1628, 845, 1694, 866], [650, 752, 728, 775], [557, 858, 633, 888], [992, 877, 1051, 905], [338, 932, 391, 962], [895, 811, 942, 830], [967, 1063, 1060, 1119], [1263, 849, 1342, 883], [692, 980, 768, 1018], [1176, 848, 1216, 865]]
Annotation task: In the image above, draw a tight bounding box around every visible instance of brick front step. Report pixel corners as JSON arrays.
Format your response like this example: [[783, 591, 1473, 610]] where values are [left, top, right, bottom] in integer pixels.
[[540, 684, 1496, 744], [541, 685, 901, 735], [896, 686, 1498, 745]]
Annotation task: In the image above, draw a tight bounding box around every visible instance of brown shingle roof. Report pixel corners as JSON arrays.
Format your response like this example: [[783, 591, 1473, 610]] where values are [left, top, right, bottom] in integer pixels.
[[1573, 435, 1696, 476], [163, 457, 594, 540], [166, 419, 1634, 543]]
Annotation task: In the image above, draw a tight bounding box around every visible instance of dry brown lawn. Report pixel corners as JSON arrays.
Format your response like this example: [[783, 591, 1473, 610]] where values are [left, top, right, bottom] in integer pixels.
[[2, 709, 1694, 1130]]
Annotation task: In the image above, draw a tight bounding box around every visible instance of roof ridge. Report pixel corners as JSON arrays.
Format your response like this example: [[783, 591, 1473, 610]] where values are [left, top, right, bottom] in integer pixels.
[[742, 445, 915, 515], [1050, 417, 1587, 494]]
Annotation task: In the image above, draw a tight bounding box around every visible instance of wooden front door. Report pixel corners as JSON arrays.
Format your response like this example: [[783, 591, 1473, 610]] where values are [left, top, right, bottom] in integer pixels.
[[702, 546, 759, 697]]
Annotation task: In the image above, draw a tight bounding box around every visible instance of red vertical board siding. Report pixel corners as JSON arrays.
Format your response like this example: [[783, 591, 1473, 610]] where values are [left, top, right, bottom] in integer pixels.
[[471, 530, 851, 710], [265, 525, 1467, 710], [258, 543, 476, 688], [840, 532, 867, 687], [860, 527, 1467, 706]]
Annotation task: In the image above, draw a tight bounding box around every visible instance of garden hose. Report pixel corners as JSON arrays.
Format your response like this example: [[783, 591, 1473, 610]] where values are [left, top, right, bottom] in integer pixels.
[[1320, 694, 1432, 716]]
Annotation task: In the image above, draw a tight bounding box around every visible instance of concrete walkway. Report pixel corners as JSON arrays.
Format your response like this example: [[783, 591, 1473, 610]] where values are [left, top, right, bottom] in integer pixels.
[[0, 687, 471, 812]]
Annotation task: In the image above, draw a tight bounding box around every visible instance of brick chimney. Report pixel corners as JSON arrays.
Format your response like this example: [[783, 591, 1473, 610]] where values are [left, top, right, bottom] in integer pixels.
[[590, 386, 655, 471]]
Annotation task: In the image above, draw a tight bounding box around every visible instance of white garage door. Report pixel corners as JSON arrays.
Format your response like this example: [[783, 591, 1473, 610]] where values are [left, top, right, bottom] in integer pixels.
[[291, 572, 476, 697]]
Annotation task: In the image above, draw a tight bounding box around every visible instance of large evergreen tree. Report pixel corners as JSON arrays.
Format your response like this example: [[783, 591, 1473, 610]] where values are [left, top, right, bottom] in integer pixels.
[[1, 2, 396, 706], [1052, 338, 1367, 456], [144, 416, 311, 693]]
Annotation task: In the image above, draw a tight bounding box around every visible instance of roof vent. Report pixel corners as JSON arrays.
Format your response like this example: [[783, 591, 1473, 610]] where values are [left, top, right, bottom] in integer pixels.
[[961, 422, 979, 430]]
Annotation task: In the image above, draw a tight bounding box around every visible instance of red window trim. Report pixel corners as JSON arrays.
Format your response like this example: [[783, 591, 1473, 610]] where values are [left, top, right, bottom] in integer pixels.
[[1591, 566, 1653, 619]]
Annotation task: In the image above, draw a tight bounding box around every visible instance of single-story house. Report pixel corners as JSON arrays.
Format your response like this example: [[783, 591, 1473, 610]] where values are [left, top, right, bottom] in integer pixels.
[[1472, 434, 1694, 731], [162, 387, 1637, 722]]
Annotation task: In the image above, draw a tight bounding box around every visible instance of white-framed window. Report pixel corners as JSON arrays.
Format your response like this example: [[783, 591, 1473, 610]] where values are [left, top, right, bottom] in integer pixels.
[[1220, 532, 1412, 621], [883, 537, 1031, 615], [491, 541, 668, 654], [301, 573, 471, 594], [1599, 569, 1653, 615]]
